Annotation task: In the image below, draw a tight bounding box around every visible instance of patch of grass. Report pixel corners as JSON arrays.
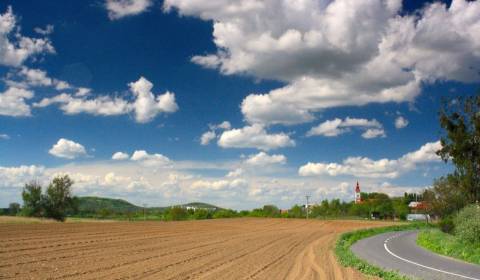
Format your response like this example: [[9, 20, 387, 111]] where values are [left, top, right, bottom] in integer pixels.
[[335, 222, 431, 280], [417, 229, 480, 265]]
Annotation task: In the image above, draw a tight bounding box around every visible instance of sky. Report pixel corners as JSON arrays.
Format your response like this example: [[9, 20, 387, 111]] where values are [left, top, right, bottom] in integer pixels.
[[0, 0, 479, 209]]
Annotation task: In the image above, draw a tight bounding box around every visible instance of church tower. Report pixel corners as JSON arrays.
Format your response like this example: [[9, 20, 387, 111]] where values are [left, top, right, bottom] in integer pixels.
[[355, 181, 361, 204]]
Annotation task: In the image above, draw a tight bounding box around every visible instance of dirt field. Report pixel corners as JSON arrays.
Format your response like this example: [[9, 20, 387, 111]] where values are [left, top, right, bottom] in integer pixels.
[[0, 218, 390, 280]]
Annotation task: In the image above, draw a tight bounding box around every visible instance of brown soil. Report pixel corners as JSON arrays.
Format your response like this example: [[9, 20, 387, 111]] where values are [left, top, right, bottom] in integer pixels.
[[0, 218, 390, 280]]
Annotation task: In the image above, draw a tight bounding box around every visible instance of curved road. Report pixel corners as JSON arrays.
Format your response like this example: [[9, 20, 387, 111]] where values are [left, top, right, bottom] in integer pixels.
[[351, 230, 480, 280]]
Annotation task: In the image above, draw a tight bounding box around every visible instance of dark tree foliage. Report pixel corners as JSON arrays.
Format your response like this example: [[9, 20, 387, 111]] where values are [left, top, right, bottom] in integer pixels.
[[422, 176, 466, 217], [22, 181, 43, 217], [8, 202, 20, 215], [262, 205, 280, 217], [42, 175, 76, 221], [437, 95, 480, 203]]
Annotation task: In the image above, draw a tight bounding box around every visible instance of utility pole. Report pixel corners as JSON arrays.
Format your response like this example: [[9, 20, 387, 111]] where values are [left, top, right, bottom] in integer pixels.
[[306, 195, 310, 219]]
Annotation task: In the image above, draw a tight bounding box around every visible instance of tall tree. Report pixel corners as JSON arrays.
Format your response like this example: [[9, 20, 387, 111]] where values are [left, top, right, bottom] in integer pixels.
[[437, 95, 480, 203], [22, 181, 43, 217], [42, 175, 76, 221]]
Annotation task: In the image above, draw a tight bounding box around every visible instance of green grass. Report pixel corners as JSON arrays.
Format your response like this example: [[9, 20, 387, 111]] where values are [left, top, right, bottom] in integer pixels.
[[335, 222, 431, 280], [417, 229, 480, 265]]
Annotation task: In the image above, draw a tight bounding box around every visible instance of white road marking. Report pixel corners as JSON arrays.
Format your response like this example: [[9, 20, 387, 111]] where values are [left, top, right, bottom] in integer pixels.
[[383, 233, 480, 280]]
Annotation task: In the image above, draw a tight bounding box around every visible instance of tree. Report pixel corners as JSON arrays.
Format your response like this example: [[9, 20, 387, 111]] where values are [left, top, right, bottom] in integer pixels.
[[437, 95, 480, 203], [167, 206, 188, 221], [262, 205, 280, 217], [42, 175, 76, 221], [422, 176, 466, 217], [8, 202, 20, 215], [22, 181, 43, 217], [288, 205, 304, 218]]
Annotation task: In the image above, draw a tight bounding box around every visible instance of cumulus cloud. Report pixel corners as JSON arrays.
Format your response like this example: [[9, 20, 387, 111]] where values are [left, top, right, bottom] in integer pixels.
[[200, 131, 216, 145], [106, 0, 153, 20], [130, 150, 170, 167], [112, 151, 129, 160], [0, 165, 46, 189], [165, 0, 480, 125], [218, 124, 295, 150], [244, 152, 286, 166], [49, 138, 88, 159], [307, 117, 384, 138], [33, 77, 178, 123], [0, 134, 9, 140], [299, 141, 442, 178], [0, 87, 34, 117], [0, 6, 54, 67], [361, 128, 386, 139], [200, 121, 232, 145], [395, 116, 409, 129], [129, 77, 178, 123], [226, 168, 244, 178]]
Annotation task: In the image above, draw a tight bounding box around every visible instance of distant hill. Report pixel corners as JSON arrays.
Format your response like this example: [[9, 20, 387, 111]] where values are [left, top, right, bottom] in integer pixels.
[[180, 202, 222, 209], [77, 196, 141, 213], [76, 196, 223, 213]]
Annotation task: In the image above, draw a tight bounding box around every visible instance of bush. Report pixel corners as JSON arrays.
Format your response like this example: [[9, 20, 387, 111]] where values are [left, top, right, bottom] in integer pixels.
[[193, 209, 212, 220], [454, 204, 480, 244], [439, 216, 455, 233], [166, 206, 188, 221], [212, 209, 237, 218]]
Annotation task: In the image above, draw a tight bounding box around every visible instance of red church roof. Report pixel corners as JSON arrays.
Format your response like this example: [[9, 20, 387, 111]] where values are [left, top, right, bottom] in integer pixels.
[[355, 181, 361, 193]]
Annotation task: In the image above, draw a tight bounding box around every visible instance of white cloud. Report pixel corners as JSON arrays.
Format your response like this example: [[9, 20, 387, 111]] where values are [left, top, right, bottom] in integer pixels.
[[200, 130, 216, 145], [209, 121, 231, 130], [34, 93, 131, 116], [19, 67, 52, 87], [166, 0, 480, 126], [0, 165, 46, 189], [0, 87, 34, 117], [130, 150, 171, 167], [307, 117, 384, 138], [200, 121, 232, 145], [129, 77, 178, 123], [244, 152, 286, 166], [299, 141, 442, 178], [106, 0, 153, 20], [34, 24, 54, 35], [0, 6, 54, 67], [361, 128, 386, 139], [0, 134, 9, 140], [395, 116, 409, 129], [49, 138, 88, 159], [226, 168, 244, 178], [33, 77, 178, 123], [218, 124, 295, 150], [75, 87, 91, 97], [112, 152, 129, 160]]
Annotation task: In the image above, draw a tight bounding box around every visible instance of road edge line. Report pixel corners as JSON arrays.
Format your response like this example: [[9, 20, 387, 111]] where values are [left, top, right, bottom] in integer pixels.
[[384, 234, 480, 280]]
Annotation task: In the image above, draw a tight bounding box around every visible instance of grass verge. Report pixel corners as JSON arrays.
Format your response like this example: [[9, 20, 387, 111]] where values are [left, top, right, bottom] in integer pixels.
[[335, 222, 431, 280], [417, 229, 480, 265]]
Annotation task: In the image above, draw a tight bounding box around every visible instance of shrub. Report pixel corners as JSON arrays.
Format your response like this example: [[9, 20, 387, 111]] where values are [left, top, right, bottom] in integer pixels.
[[22, 181, 43, 217], [439, 216, 455, 233], [167, 206, 188, 221], [454, 204, 480, 244], [193, 209, 212, 220], [212, 209, 237, 218]]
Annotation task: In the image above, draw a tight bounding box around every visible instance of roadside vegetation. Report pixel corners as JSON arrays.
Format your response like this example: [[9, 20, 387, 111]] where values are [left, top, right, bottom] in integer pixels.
[[336, 223, 431, 280], [413, 95, 480, 263], [417, 204, 480, 265]]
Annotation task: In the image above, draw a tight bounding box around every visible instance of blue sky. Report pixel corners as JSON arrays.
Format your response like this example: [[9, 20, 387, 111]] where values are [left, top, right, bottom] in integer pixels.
[[0, 0, 478, 209]]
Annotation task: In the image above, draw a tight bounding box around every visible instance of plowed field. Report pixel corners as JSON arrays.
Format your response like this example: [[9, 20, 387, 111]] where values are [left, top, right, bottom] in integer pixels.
[[0, 218, 390, 279]]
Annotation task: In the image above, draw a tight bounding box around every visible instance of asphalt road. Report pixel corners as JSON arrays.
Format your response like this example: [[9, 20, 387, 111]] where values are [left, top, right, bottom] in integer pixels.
[[351, 230, 480, 280]]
